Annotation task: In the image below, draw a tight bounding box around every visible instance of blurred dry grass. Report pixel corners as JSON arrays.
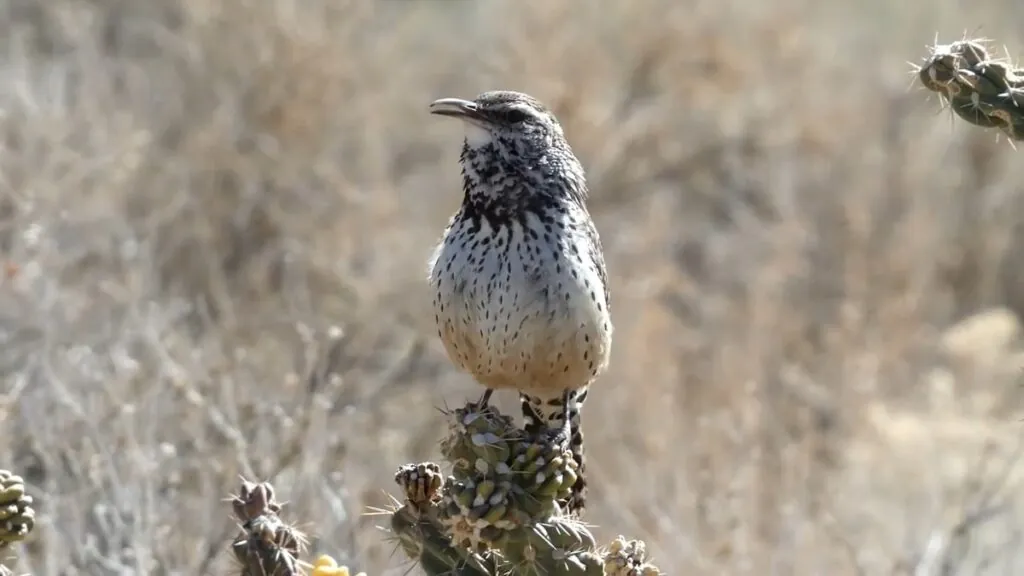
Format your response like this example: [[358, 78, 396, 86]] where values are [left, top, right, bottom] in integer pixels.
[[4, 0, 1024, 574]]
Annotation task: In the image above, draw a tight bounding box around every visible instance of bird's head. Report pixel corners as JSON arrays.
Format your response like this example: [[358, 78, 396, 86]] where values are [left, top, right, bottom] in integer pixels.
[[429, 90, 567, 155], [429, 90, 587, 210]]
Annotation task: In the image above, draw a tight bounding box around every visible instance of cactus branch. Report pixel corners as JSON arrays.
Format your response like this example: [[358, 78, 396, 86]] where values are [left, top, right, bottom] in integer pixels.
[[386, 402, 664, 576], [916, 38, 1024, 140]]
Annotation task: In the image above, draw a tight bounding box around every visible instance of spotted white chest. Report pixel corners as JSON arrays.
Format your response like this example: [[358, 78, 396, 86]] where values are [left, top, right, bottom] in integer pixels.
[[428, 208, 612, 398]]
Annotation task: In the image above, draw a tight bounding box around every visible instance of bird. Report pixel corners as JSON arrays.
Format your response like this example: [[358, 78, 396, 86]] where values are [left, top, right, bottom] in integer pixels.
[[426, 90, 612, 515]]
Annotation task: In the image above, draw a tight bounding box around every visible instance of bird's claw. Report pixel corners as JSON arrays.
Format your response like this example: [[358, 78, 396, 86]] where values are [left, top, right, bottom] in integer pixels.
[[547, 399, 574, 452], [473, 389, 494, 413], [548, 429, 572, 452]]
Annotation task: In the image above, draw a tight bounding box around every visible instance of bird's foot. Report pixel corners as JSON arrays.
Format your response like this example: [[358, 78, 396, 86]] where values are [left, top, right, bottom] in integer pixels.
[[545, 390, 574, 452]]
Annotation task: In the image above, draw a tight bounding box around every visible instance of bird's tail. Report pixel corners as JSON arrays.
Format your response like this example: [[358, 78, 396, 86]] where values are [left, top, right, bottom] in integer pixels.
[[520, 386, 589, 516]]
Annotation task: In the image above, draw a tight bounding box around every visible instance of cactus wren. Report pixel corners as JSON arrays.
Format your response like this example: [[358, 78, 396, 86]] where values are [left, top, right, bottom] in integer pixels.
[[427, 90, 612, 515]]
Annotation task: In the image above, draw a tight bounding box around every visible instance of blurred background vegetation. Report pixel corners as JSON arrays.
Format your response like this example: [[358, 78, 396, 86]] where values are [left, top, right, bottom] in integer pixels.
[[3, 0, 1024, 573]]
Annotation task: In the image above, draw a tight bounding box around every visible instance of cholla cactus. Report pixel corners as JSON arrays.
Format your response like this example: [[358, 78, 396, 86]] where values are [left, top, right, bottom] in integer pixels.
[[915, 37, 1024, 140], [228, 479, 369, 576], [0, 470, 34, 550], [229, 478, 308, 576], [388, 403, 663, 576], [0, 469, 35, 576]]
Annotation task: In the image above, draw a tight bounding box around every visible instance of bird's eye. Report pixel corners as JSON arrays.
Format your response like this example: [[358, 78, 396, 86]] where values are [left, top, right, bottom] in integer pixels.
[[503, 109, 530, 124]]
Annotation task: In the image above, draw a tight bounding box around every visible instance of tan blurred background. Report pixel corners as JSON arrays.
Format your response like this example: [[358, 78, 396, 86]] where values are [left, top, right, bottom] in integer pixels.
[[4, 0, 1024, 574]]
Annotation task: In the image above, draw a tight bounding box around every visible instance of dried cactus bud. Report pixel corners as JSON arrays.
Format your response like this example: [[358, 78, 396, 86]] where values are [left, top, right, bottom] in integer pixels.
[[232, 479, 281, 523], [229, 478, 306, 576], [603, 535, 663, 576], [394, 462, 444, 510]]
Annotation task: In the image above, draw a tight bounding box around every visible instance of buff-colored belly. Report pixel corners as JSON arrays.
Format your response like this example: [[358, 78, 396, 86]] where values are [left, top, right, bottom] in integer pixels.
[[435, 292, 608, 397]]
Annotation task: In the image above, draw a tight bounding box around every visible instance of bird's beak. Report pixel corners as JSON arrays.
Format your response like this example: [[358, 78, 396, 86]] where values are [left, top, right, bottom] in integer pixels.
[[429, 97, 483, 121]]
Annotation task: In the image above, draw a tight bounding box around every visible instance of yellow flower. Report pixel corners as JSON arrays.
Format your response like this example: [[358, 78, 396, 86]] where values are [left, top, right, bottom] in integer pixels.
[[311, 554, 351, 576], [314, 555, 338, 569]]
